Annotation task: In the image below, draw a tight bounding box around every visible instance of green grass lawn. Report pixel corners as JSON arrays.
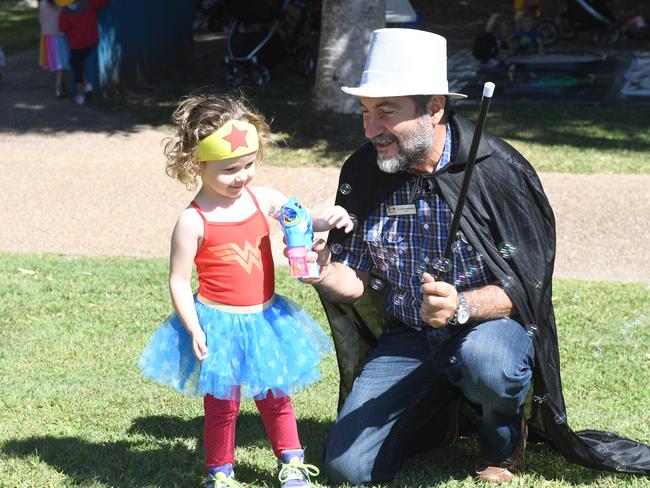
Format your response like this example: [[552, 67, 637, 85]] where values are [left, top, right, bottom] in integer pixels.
[[0, 0, 39, 56], [0, 254, 648, 487]]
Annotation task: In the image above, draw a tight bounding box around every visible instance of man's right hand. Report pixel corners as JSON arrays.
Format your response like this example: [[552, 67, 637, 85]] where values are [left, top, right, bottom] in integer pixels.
[[308, 238, 332, 278]]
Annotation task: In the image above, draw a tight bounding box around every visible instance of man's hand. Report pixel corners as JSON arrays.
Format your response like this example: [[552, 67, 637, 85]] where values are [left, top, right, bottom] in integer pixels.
[[307, 238, 331, 278], [419, 272, 458, 328]]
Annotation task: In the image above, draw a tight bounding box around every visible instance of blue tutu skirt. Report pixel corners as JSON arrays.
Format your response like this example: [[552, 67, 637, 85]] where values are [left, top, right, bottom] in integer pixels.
[[138, 294, 333, 399]]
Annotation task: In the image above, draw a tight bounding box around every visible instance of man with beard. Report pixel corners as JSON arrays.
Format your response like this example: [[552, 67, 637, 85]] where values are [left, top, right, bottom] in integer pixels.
[[308, 28, 534, 485], [301, 28, 650, 485]]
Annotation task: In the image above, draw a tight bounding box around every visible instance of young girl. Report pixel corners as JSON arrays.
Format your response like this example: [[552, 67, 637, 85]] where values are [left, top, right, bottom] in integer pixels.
[[39, 0, 70, 98], [58, 0, 108, 105], [138, 93, 352, 488]]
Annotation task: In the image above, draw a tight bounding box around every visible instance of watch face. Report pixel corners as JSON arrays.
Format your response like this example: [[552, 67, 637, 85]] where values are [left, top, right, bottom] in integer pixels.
[[457, 306, 470, 324]]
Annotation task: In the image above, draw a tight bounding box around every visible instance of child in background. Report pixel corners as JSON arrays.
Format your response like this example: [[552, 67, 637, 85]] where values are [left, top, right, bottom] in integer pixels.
[[138, 93, 353, 488], [472, 13, 512, 67], [57, 0, 108, 105], [513, 8, 543, 54], [39, 0, 70, 98]]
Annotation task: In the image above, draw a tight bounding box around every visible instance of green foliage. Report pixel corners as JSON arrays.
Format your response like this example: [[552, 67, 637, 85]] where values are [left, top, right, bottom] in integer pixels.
[[0, 1, 39, 56], [0, 254, 648, 487]]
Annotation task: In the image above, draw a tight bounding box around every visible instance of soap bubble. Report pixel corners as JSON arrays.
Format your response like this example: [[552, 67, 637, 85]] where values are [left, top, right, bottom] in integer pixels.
[[370, 278, 385, 291], [592, 347, 603, 357], [527, 324, 538, 336], [554, 413, 566, 425], [498, 242, 517, 260], [615, 462, 627, 472], [338, 183, 352, 195], [331, 243, 342, 255], [501, 275, 515, 288], [452, 240, 463, 254], [448, 355, 458, 365], [432, 258, 452, 273], [533, 393, 549, 404], [393, 295, 404, 306]]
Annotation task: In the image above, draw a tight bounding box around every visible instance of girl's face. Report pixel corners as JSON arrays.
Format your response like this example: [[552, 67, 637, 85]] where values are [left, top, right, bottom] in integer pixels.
[[198, 152, 256, 200]]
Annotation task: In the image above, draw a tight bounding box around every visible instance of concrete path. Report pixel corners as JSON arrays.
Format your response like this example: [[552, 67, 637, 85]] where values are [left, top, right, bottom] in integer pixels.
[[1, 50, 648, 284]]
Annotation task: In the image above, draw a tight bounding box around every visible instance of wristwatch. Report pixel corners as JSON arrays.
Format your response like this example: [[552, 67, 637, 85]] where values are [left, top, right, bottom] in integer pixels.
[[456, 292, 470, 325], [448, 292, 470, 326]]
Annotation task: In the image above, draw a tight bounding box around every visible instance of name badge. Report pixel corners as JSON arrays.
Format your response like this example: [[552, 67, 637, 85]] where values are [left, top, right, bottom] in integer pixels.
[[386, 204, 417, 216]]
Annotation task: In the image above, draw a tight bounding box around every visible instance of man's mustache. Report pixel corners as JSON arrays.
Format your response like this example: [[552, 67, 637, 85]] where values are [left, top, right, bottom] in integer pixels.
[[372, 134, 398, 146]]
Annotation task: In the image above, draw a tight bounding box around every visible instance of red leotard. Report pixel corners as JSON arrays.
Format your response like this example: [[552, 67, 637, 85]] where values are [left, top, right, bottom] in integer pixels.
[[191, 188, 275, 306]]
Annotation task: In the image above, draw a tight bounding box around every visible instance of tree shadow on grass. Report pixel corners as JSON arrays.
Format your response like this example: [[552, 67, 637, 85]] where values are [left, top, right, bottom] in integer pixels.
[[3, 417, 635, 487], [2, 411, 333, 487]]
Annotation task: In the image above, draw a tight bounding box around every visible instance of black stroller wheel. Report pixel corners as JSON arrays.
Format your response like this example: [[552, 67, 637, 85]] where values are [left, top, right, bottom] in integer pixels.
[[537, 21, 559, 46], [251, 65, 271, 86], [226, 65, 244, 86], [293, 45, 316, 77]]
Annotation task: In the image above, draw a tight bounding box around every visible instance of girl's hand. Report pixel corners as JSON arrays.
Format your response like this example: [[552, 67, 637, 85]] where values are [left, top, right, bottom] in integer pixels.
[[313, 206, 354, 233], [191, 329, 208, 362]]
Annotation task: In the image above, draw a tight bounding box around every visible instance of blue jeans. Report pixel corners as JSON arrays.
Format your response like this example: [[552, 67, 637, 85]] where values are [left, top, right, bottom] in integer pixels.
[[324, 318, 534, 484]]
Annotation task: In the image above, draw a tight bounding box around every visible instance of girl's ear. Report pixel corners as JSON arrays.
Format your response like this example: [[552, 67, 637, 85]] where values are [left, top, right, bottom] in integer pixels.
[[194, 161, 206, 176]]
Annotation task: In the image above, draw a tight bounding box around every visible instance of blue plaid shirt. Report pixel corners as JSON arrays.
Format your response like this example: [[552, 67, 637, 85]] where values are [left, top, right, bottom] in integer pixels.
[[333, 122, 496, 328]]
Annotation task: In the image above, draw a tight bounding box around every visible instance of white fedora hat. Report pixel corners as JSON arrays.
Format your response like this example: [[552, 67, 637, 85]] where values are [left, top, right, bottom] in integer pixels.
[[342, 28, 467, 99]]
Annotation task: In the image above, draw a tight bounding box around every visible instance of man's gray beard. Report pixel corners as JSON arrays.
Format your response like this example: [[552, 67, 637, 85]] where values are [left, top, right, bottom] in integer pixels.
[[376, 118, 435, 174]]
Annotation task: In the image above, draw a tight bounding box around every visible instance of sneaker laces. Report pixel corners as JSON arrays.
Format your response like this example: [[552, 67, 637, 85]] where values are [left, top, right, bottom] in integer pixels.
[[208, 471, 244, 488], [278, 457, 319, 485]]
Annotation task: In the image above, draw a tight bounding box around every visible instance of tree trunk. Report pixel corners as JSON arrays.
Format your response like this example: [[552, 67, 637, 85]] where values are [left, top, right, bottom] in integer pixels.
[[313, 0, 385, 114]]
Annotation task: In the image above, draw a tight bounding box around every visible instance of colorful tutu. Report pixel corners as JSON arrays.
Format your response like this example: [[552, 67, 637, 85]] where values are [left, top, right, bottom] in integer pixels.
[[138, 294, 333, 399], [39, 34, 70, 71]]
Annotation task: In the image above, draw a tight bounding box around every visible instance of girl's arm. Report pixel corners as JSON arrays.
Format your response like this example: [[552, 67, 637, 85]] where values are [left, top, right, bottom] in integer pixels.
[[252, 186, 353, 233], [169, 208, 207, 361]]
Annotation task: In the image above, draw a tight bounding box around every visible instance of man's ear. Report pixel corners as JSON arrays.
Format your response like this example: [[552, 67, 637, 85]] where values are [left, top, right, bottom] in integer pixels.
[[427, 96, 446, 124]]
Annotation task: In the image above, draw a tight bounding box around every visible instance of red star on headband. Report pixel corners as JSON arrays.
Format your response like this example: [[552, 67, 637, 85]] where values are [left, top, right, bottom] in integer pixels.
[[223, 124, 249, 152]]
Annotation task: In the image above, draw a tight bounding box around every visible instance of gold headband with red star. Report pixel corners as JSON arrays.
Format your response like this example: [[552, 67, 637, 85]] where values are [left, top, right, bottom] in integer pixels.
[[197, 119, 259, 162]]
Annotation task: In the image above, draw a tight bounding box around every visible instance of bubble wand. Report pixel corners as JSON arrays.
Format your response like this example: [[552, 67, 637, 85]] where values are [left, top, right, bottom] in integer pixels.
[[433, 82, 496, 280]]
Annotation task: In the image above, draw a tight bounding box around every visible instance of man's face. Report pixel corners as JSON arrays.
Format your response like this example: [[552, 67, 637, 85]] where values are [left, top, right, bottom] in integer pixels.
[[359, 96, 434, 174]]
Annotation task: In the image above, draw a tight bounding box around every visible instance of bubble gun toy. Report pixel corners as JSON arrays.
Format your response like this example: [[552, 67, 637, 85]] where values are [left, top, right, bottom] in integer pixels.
[[280, 197, 320, 280]]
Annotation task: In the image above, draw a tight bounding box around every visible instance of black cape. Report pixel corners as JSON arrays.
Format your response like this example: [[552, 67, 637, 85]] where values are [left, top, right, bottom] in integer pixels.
[[320, 113, 650, 475]]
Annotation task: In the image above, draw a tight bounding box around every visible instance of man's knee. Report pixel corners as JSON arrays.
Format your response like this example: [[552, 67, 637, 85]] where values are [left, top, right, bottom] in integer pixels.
[[452, 333, 533, 402], [323, 440, 372, 485]]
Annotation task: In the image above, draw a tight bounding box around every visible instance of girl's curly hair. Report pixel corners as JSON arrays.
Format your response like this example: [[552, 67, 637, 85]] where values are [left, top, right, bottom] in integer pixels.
[[163, 93, 272, 190]]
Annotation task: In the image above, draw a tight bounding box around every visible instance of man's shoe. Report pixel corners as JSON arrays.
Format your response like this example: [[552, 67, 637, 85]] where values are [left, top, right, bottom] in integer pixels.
[[475, 417, 527, 484], [278, 450, 319, 488], [475, 465, 515, 484], [205, 464, 243, 488]]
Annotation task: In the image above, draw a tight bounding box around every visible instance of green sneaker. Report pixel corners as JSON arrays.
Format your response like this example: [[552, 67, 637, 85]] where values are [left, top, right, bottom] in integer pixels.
[[278, 450, 320, 488], [206, 464, 243, 488]]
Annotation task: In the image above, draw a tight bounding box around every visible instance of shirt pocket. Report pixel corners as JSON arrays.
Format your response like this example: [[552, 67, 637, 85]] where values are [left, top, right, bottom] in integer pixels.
[[366, 218, 410, 273]]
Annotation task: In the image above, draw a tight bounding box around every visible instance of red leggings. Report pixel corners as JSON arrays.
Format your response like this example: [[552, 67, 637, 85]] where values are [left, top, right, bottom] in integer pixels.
[[203, 390, 302, 469]]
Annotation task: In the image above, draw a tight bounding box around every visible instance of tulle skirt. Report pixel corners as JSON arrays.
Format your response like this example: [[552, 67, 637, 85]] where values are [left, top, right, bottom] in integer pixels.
[[39, 34, 70, 71], [138, 294, 333, 400]]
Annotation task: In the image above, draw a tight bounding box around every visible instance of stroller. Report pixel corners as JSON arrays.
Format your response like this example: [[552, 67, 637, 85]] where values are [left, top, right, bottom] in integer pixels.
[[537, 0, 620, 46], [223, 0, 316, 86]]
